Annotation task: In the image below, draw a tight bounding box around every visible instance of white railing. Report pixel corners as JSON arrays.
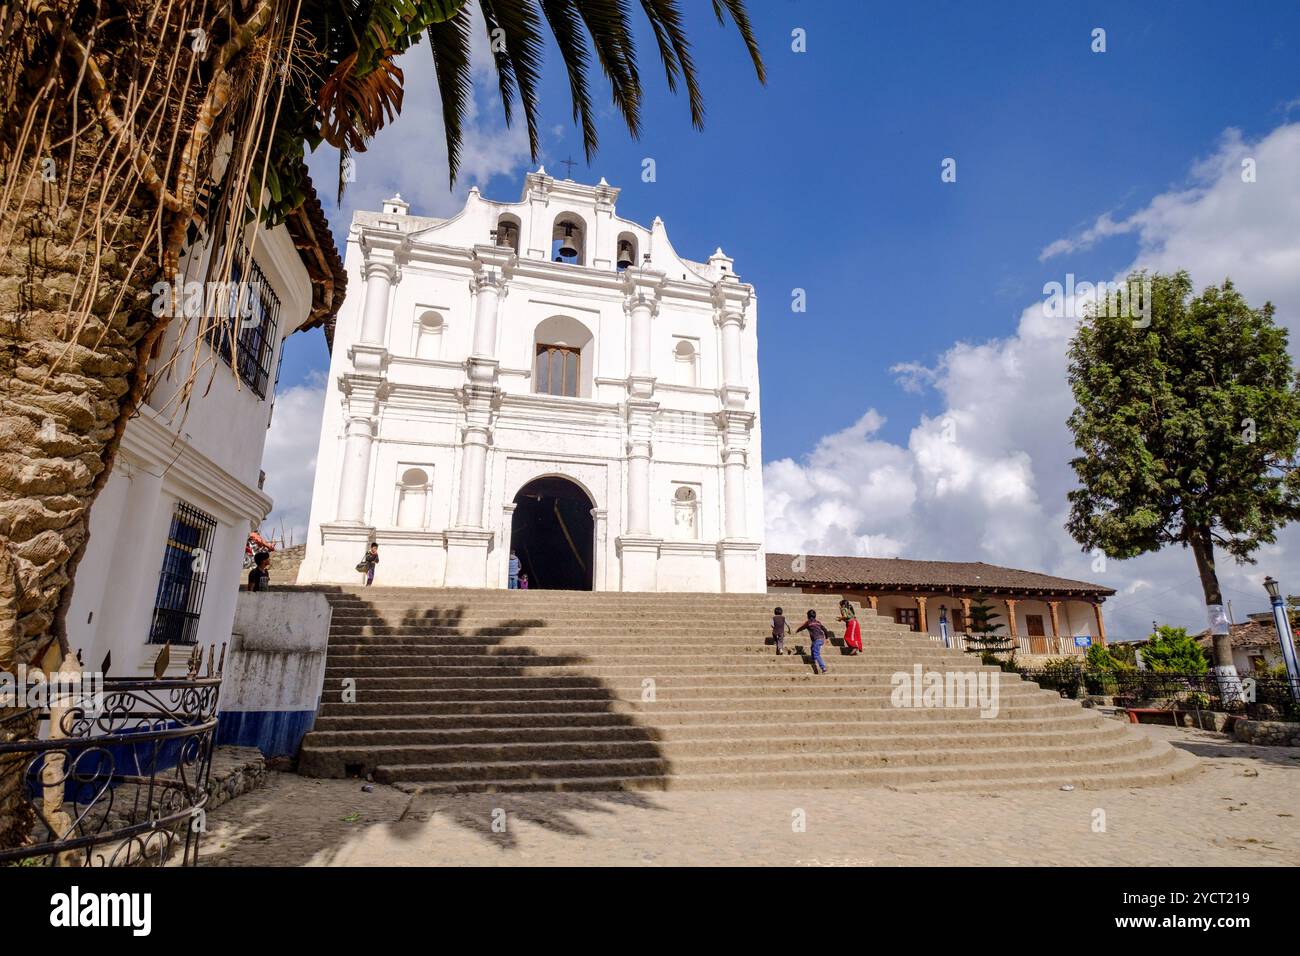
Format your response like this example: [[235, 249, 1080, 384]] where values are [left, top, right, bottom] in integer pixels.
[[926, 632, 1088, 657]]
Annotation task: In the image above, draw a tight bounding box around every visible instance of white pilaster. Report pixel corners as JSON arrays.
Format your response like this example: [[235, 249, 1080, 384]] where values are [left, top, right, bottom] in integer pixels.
[[336, 415, 375, 524]]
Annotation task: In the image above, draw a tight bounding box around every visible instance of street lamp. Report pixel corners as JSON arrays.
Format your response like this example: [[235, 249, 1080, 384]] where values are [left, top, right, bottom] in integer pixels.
[[1263, 576, 1300, 703], [939, 604, 949, 649]]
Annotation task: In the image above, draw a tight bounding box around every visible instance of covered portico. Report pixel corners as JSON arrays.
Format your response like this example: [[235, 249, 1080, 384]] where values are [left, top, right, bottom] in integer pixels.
[[766, 554, 1115, 657]]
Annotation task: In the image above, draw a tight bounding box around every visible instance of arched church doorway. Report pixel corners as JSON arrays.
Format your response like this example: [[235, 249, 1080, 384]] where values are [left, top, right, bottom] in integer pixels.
[[510, 477, 594, 591]]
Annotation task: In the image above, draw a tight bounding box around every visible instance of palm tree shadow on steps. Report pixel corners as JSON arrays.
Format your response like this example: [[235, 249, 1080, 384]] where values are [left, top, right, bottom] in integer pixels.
[[296, 592, 675, 851]]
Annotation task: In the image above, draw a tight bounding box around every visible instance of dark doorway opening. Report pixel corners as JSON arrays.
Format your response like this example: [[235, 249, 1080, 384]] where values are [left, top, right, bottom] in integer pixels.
[[511, 477, 594, 591]]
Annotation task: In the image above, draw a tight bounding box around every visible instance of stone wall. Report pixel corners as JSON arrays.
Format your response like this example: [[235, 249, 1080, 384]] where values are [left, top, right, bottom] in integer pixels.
[[216, 590, 332, 758], [1233, 719, 1300, 747]]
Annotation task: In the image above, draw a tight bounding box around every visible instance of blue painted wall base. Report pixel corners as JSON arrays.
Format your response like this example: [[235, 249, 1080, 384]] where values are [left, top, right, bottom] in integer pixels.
[[217, 709, 317, 759]]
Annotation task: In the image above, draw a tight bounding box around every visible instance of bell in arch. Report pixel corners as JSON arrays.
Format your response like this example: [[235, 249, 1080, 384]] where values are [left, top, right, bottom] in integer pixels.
[[616, 240, 634, 271], [557, 222, 579, 259]]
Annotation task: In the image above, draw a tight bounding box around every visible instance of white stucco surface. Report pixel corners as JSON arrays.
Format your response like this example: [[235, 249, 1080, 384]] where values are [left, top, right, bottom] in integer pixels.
[[299, 171, 766, 592]]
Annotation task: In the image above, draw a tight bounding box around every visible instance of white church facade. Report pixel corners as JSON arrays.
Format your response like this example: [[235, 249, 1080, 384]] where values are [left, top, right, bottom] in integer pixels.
[[297, 170, 766, 592]]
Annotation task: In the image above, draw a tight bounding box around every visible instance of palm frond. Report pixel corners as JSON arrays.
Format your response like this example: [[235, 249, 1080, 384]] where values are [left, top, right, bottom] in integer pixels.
[[426, 5, 474, 183], [638, 0, 703, 128], [570, 0, 641, 140], [539, 0, 599, 160], [711, 0, 766, 83], [479, 0, 546, 160]]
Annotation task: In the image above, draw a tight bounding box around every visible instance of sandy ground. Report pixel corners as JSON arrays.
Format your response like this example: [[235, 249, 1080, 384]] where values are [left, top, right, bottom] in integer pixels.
[[198, 725, 1300, 866]]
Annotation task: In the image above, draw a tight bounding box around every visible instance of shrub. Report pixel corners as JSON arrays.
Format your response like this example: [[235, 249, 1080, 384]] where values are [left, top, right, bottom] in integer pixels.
[[1139, 626, 1210, 674], [1084, 644, 1133, 672]]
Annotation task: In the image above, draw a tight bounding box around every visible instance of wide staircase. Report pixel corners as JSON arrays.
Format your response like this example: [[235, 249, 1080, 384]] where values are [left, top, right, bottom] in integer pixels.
[[297, 589, 1198, 793]]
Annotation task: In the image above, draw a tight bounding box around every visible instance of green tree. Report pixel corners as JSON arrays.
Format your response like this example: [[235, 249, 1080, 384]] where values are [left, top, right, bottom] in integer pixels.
[[963, 594, 1014, 662], [0, 0, 763, 851], [1066, 270, 1300, 678], [1139, 626, 1211, 674]]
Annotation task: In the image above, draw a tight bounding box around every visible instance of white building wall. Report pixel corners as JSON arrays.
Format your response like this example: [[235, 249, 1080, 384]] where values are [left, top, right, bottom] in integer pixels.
[[65, 220, 313, 676], [299, 172, 766, 592]]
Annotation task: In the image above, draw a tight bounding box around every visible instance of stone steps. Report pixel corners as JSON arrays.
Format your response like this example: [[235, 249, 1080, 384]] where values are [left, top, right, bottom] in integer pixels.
[[373, 743, 1191, 792], [294, 588, 1194, 793], [314, 691, 1086, 712], [301, 732, 1152, 780], [308, 712, 1107, 739], [382, 757, 1197, 794]]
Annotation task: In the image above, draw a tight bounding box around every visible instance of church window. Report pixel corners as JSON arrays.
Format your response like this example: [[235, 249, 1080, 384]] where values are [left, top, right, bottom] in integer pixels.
[[535, 344, 580, 397], [149, 501, 217, 646], [204, 239, 280, 399]]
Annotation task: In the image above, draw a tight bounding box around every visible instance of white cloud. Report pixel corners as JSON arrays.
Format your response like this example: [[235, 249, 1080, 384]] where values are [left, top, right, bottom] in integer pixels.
[[305, 8, 535, 237], [261, 373, 327, 546], [767, 119, 1300, 641]]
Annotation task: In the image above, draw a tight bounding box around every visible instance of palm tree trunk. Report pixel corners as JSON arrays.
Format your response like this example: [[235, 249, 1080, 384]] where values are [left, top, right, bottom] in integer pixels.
[[0, 124, 164, 850], [0, 0, 276, 851]]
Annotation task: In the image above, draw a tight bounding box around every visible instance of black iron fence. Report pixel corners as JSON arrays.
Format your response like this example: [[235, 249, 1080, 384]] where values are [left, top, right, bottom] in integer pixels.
[[0, 666, 221, 867], [1020, 664, 1300, 719]]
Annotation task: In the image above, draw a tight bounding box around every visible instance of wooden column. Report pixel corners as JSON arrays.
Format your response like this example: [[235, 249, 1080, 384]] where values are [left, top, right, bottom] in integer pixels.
[[960, 596, 972, 624], [1048, 600, 1062, 654], [1092, 601, 1108, 646], [866, 594, 878, 611], [915, 595, 928, 633], [1005, 597, 1019, 648]]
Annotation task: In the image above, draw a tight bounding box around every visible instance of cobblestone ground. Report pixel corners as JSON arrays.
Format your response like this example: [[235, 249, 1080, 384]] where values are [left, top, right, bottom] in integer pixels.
[[198, 726, 1300, 866]]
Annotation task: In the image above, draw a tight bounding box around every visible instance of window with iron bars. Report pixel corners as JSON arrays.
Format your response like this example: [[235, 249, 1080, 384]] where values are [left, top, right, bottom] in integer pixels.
[[148, 501, 218, 646], [205, 241, 281, 399]]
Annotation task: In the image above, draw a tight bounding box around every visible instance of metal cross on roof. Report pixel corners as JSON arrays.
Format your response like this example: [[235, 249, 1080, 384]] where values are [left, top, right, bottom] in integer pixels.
[[559, 156, 579, 178]]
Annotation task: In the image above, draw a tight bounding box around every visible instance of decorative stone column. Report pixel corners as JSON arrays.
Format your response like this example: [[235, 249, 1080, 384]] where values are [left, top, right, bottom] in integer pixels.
[[715, 407, 758, 592], [523, 168, 552, 260], [359, 257, 397, 346], [713, 283, 752, 411], [444, 391, 496, 587], [624, 268, 662, 400], [618, 401, 661, 591], [591, 507, 608, 591], [500, 502, 518, 587], [469, 252, 512, 363], [616, 269, 664, 592], [455, 425, 490, 527], [336, 415, 375, 524]]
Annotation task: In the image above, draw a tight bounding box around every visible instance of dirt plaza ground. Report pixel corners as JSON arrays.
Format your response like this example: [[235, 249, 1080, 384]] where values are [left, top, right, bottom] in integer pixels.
[[198, 725, 1300, 867]]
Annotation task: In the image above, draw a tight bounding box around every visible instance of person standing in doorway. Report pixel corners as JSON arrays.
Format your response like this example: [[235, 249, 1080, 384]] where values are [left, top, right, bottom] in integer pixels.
[[363, 543, 379, 586], [796, 610, 830, 674], [508, 550, 521, 589]]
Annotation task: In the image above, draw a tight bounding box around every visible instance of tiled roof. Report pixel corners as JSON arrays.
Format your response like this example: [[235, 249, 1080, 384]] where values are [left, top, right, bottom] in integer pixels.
[[1197, 619, 1292, 650], [284, 165, 347, 349], [765, 553, 1114, 597]]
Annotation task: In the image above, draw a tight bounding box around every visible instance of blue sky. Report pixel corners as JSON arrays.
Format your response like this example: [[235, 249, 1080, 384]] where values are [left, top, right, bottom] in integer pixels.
[[266, 1, 1300, 638]]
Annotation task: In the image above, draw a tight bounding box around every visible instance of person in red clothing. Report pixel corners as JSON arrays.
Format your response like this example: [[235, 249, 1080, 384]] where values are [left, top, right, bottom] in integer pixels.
[[839, 598, 863, 655]]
